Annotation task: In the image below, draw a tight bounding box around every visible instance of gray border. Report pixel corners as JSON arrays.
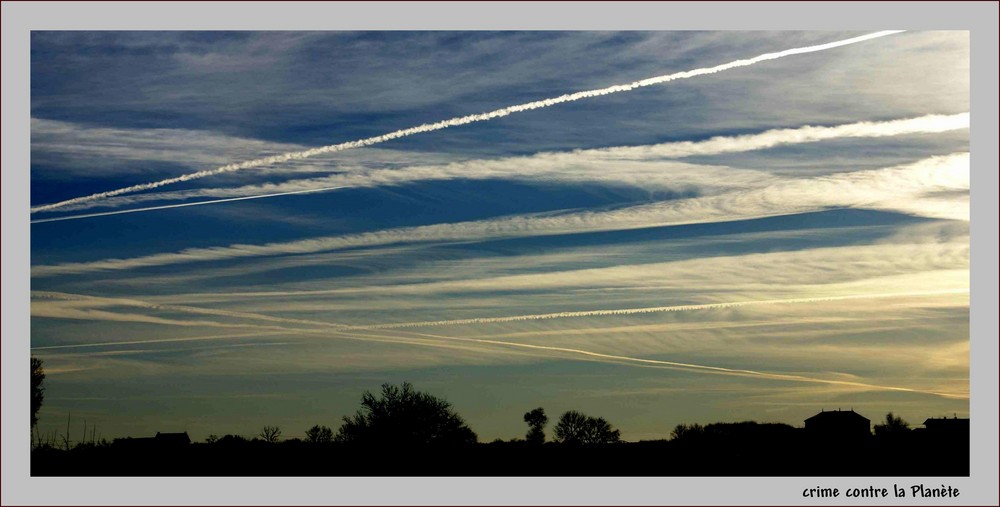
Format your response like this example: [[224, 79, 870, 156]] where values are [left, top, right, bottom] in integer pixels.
[[3, 2, 997, 505]]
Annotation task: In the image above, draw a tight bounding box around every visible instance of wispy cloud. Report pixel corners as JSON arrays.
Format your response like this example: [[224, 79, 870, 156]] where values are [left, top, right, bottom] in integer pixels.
[[379, 328, 965, 399], [30, 31, 904, 214], [34, 112, 967, 218], [332, 290, 968, 332], [31, 153, 969, 277], [30, 290, 966, 399]]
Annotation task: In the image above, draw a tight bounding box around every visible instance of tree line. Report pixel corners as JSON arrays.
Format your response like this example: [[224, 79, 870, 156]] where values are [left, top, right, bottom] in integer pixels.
[[29, 357, 925, 449], [205, 382, 622, 447], [29, 358, 969, 476]]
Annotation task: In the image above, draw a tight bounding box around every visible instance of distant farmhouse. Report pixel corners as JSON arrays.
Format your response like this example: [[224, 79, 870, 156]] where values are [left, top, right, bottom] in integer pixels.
[[804, 409, 871, 440]]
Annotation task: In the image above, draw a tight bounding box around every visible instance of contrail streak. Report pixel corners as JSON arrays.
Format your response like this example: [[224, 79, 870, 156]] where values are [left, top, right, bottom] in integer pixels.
[[30, 30, 904, 214], [335, 289, 968, 331], [30, 331, 280, 350], [29, 289, 966, 399], [35, 111, 968, 220], [380, 329, 966, 399], [32, 153, 965, 278], [32, 291, 351, 329], [30, 185, 348, 224]]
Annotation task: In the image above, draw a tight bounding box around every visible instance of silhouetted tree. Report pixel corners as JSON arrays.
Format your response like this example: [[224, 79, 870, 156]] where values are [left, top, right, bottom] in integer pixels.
[[31, 357, 45, 430], [216, 434, 248, 447], [204, 434, 219, 444], [259, 425, 282, 443], [553, 410, 621, 445], [335, 382, 477, 446], [874, 412, 910, 437], [670, 423, 705, 441], [305, 425, 334, 444], [523, 407, 548, 444]]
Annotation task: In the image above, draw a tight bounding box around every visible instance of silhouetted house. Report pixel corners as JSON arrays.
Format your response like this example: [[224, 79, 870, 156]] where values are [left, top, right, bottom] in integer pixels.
[[113, 431, 191, 450], [804, 409, 870, 440], [923, 416, 968, 434], [922, 416, 969, 444], [154, 432, 191, 445]]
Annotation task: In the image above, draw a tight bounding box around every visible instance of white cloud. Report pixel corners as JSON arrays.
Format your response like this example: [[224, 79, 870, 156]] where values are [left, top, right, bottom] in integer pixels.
[[31, 153, 970, 278], [37, 113, 967, 215]]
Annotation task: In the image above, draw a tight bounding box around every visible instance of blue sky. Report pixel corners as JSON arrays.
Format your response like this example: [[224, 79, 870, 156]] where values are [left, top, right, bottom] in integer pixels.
[[29, 31, 969, 443]]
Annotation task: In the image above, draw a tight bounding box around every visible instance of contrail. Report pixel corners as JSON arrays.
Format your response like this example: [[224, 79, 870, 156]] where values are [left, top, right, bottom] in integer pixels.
[[381, 329, 967, 399], [30, 30, 905, 214], [32, 291, 351, 329], [30, 185, 348, 224], [34, 111, 968, 220], [32, 153, 966, 278], [336, 289, 968, 331], [29, 289, 966, 399], [30, 331, 280, 351]]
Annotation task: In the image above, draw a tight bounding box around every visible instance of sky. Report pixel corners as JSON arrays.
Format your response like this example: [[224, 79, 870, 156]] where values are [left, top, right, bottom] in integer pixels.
[[29, 30, 970, 444]]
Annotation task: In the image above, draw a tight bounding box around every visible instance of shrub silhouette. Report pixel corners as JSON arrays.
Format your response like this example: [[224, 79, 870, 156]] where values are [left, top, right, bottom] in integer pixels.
[[523, 407, 548, 444], [305, 425, 334, 444], [554, 410, 621, 445], [670, 423, 705, 441], [31, 357, 45, 430], [874, 412, 910, 437], [335, 382, 477, 446], [216, 434, 248, 447]]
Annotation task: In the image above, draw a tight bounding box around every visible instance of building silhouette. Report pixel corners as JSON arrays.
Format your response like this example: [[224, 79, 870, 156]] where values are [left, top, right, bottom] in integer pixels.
[[921, 416, 969, 447], [152, 432, 191, 445], [922, 416, 969, 434], [804, 409, 870, 440], [113, 431, 191, 449]]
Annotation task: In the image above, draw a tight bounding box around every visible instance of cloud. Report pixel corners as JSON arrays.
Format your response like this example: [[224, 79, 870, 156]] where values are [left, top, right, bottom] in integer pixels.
[[31, 117, 459, 180], [380, 329, 964, 399], [30, 331, 282, 351], [331, 290, 968, 332], [31, 291, 352, 329], [35, 112, 967, 217], [30, 31, 905, 214], [30, 153, 969, 278], [30, 289, 965, 399]]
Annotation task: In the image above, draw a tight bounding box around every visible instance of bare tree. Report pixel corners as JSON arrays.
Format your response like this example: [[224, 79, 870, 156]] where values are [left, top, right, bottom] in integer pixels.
[[305, 425, 334, 444], [31, 357, 45, 430], [554, 410, 621, 445], [259, 425, 282, 443]]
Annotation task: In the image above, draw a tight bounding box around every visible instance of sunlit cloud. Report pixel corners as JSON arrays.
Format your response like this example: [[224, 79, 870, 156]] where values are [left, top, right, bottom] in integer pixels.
[[34, 113, 966, 217], [31, 153, 969, 277]]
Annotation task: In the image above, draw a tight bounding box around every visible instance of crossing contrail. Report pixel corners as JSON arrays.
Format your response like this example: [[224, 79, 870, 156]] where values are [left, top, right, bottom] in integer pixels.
[[381, 329, 967, 399], [30, 30, 905, 214], [29, 331, 280, 351], [335, 289, 968, 331], [29, 288, 967, 398], [32, 290, 351, 329], [30, 185, 348, 224], [33, 111, 967, 221], [32, 291, 967, 399]]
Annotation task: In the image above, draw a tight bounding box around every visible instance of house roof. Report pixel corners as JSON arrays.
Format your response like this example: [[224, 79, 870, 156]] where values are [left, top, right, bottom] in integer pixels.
[[923, 417, 969, 426], [154, 431, 191, 444], [804, 409, 870, 423]]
